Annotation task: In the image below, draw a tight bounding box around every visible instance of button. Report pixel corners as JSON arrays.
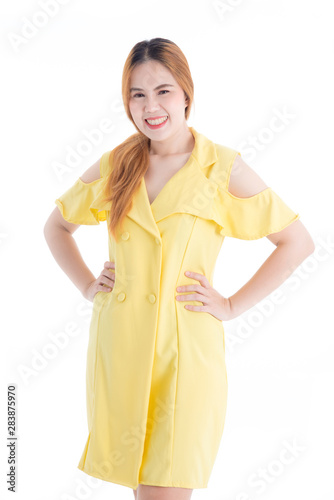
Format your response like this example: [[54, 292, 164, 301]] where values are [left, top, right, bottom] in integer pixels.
[[148, 294, 156, 304], [155, 237, 160, 245], [117, 292, 126, 302], [121, 232, 130, 240]]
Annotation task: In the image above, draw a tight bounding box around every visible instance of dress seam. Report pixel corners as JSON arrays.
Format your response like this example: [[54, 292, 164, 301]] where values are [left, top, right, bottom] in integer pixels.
[[169, 217, 197, 482], [90, 298, 104, 435]]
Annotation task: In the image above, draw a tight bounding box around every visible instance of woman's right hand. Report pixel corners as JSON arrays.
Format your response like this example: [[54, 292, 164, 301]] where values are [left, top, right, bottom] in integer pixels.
[[83, 261, 116, 302]]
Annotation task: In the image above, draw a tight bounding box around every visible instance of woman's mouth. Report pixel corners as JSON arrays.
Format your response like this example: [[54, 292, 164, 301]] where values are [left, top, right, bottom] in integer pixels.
[[145, 116, 168, 129]]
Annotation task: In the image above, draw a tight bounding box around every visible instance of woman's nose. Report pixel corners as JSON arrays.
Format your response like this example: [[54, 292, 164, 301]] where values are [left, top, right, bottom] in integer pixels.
[[144, 97, 160, 112]]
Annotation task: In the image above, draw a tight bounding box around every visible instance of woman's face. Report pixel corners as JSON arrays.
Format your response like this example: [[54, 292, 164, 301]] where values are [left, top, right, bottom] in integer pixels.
[[128, 60, 188, 140]]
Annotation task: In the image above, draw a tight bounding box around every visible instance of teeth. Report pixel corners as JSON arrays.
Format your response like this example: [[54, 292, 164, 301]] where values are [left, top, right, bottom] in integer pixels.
[[146, 116, 168, 125]]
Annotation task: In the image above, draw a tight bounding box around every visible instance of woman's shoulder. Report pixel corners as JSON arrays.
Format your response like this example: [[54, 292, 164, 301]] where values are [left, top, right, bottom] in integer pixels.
[[227, 153, 269, 198], [212, 141, 269, 198], [78, 150, 114, 184], [79, 158, 101, 184]]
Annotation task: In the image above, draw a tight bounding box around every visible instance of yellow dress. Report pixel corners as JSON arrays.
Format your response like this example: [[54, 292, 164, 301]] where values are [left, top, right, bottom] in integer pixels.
[[55, 127, 300, 490]]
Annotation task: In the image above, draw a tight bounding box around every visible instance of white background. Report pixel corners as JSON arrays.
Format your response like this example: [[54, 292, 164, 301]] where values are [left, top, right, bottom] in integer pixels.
[[1, 0, 333, 499]]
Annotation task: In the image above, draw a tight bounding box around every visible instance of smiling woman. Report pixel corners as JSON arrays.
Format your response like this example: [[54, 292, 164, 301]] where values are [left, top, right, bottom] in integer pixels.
[[45, 37, 314, 500], [127, 61, 192, 153]]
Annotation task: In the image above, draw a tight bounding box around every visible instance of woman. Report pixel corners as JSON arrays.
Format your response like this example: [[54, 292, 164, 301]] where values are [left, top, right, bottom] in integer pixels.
[[44, 38, 315, 500]]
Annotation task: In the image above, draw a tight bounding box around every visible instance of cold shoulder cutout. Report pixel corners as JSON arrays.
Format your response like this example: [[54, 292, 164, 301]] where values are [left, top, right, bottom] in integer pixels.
[[212, 148, 300, 240], [54, 151, 112, 225]]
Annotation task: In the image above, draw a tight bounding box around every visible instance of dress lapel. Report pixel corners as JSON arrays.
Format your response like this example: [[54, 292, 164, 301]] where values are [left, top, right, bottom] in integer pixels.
[[94, 127, 222, 239], [124, 179, 161, 238], [126, 127, 220, 234]]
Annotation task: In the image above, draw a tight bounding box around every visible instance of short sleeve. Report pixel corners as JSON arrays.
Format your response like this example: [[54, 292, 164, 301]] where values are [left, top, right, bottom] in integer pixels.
[[54, 151, 112, 225], [214, 186, 300, 240], [211, 148, 300, 240]]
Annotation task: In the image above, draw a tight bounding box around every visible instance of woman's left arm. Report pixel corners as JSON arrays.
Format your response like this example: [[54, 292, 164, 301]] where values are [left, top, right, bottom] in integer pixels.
[[228, 219, 315, 318], [227, 154, 315, 319]]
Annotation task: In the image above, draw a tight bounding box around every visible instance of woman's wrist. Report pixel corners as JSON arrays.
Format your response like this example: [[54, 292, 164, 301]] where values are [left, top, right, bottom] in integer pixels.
[[227, 293, 248, 320]]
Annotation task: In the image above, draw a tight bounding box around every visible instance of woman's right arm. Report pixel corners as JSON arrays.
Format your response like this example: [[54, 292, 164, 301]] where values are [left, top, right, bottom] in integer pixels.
[[43, 158, 113, 301]]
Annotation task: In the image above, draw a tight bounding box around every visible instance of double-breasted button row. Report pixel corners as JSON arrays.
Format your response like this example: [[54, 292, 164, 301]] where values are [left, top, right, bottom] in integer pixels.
[[117, 292, 156, 303]]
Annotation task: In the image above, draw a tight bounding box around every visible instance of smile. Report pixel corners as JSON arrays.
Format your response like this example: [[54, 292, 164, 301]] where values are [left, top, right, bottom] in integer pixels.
[[145, 116, 168, 129]]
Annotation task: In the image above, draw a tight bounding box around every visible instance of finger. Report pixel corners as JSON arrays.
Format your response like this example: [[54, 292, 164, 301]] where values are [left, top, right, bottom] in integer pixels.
[[176, 293, 207, 304], [104, 261, 115, 269], [99, 275, 115, 287], [184, 304, 207, 312], [103, 268, 116, 278], [184, 271, 210, 287], [176, 284, 209, 295], [97, 284, 112, 292]]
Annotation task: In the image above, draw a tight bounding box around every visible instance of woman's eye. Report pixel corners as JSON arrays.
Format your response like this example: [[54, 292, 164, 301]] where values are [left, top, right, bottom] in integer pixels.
[[133, 90, 169, 98]]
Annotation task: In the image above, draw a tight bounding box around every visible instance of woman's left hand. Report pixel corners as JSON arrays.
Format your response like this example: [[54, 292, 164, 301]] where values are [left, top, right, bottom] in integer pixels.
[[175, 271, 233, 321]]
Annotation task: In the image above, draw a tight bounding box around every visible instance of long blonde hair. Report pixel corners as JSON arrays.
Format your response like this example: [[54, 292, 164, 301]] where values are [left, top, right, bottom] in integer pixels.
[[101, 38, 194, 241]]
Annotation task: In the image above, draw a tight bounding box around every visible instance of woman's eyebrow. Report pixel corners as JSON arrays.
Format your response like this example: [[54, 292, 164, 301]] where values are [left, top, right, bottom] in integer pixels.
[[130, 84, 175, 92]]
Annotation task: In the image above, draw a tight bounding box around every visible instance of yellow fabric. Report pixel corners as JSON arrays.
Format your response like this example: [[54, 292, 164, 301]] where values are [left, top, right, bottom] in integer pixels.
[[55, 127, 300, 489], [214, 185, 300, 240], [54, 151, 111, 225]]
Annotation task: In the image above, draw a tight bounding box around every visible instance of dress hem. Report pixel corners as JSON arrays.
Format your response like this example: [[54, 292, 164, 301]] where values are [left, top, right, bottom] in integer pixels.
[[77, 464, 208, 489]]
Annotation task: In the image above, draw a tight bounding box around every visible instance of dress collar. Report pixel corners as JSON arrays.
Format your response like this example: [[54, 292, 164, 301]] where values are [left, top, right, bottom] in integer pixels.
[[126, 127, 219, 238], [95, 127, 220, 239]]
